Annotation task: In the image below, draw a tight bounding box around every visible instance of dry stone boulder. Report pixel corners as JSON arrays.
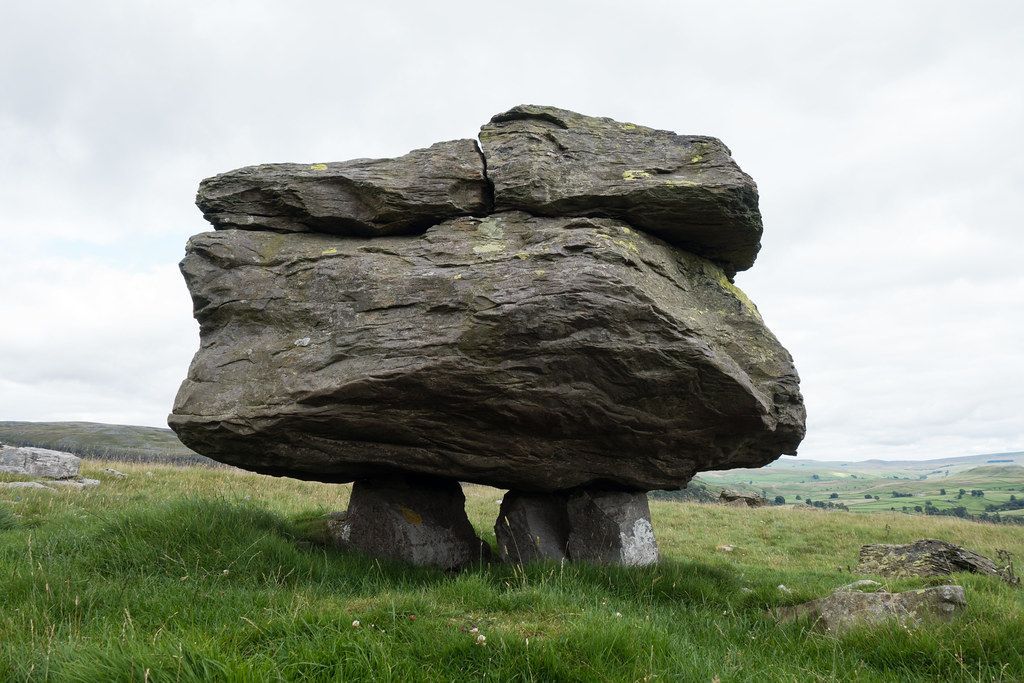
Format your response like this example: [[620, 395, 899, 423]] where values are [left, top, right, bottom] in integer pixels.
[[480, 105, 763, 274], [779, 584, 966, 634], [197, 140, 489, 236], [0, 446, 80, 480], [857, 539, 1001, 579], [719, 489, 769, 507], [328, 476, 487, 570]]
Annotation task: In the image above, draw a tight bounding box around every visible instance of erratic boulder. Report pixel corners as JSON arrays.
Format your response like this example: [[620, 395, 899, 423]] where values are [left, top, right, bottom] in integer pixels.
[[719, 489, 769, 507], [170, 105, 807, 567], [169, 211, 802, 491]]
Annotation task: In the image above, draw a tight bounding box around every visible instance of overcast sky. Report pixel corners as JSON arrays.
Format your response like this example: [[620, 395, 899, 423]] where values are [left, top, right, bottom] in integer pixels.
[[1, 1, 1021, 462]]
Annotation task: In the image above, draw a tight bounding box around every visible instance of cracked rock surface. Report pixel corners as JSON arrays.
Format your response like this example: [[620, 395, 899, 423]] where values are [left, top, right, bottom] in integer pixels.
[[169, 105, 805, 495]]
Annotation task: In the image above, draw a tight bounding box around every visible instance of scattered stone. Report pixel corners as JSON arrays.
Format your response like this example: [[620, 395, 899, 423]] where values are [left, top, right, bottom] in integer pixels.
[[779, 585, 966, 634], [777, 584, 792, 594], [170, 212, 804, 492], [566, 490, 659, 566], [479, 105, 763, 274], [0, 446, 80, 480], [328, 476, 488, 570], [103, 468, 127, 478], [719, 489, 769, 507], [197, 139, 489, 236], [716, 544, 736, 553], [857, 539, 1001, 579], [495, 491, 570, 563], [48, 478, 101, 489], [0, 481, 54, 491]]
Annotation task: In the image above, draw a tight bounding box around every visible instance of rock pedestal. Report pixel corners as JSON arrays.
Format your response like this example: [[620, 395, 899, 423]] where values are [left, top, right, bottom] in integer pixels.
[[330, 476, 487, 570], [495, 492, 570, 563], [496, 490, 659, 566]]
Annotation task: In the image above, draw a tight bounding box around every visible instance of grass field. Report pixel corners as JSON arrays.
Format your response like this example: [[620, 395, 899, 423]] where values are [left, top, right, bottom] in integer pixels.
[[2, 461, 1023, 682]]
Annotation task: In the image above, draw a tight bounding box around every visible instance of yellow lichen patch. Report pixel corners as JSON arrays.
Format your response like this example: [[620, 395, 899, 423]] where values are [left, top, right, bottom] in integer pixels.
[[472, 243, 505, 255], [621, 123, 638, 131], [515, 251, 530, 260], [309, 163, 328, 171], [534, 269, 546, 277], [690, 155, 704, 164], [320, 248, 338, 256], [663, 179, 698, 187], [620, 226, 632, 234], [622, 169, 651, 180], [453, 273, 463, 280], [399, 506, 423, 526], [614, 239, 640, 254]]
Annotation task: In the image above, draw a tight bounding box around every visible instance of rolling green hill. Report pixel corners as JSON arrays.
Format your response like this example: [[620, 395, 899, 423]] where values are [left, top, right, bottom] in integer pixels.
[[0, 421, 211, 466]]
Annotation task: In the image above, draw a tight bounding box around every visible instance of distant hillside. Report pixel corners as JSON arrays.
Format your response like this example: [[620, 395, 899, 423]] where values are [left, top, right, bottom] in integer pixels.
[[0, 421, 214, 466]]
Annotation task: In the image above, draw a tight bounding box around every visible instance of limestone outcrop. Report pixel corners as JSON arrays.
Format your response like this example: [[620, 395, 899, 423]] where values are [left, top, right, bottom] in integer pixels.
[[0, 446, 80, 480], [778, 584, 967, 634], [170, 105, 806, 566]]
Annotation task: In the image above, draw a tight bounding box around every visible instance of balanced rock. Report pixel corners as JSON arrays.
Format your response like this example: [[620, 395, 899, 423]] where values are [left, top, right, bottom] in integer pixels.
[[169, 211, 803, 491], [170, 105, 807, 567], [197, 140, 489, 236], [779, 584, 966, 634], [480, 105, 762, 274], [327, 476, 486, 570], [0, 446, 80, 480], [857, 540, 1001, 579]]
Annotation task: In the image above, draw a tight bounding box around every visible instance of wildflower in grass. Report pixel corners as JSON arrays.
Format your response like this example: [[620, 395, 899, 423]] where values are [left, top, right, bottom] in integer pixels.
[[352, 620, 360, 628], [475, 634, 486, 645]]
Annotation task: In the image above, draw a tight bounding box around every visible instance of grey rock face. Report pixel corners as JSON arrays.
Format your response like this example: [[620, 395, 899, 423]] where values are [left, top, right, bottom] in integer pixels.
[[197, 140, 490, 236], [0, 446, 80, 480], [779, 585, 967, 634], [329, 476, 486, 570], [495, 491, 570, 563], [169, 211, 803, 492], [566, 490, 659, 566], [857, 540, 1001, 579], [480, 105, 762, 274]]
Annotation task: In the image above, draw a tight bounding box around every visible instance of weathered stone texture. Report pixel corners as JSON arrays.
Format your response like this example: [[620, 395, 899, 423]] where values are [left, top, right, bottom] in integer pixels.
[[197, 140, 490, 236], [566, 490, 659, 566], [328, 476, 486, 570], [480, 105, 762, 274], [857, 539, 1001, 579], [0, 446, 80, 480], [779, 585, 966, 634], [169, 211, 803, 491]]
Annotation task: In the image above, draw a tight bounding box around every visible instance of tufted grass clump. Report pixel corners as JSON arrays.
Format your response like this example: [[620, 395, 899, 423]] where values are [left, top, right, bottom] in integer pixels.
[[0, 460, 1022, 682]]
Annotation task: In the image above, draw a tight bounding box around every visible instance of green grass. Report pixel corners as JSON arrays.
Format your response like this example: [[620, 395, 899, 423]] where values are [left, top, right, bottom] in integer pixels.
[[1, 461, 1023, 681]]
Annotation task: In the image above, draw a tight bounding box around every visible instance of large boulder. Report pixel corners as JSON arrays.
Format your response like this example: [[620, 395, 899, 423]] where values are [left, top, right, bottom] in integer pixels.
[[169, 211, 803, 492], [196, 139, 490, 236], [479, 105, 762, 274], [0, 446, 80, 480]]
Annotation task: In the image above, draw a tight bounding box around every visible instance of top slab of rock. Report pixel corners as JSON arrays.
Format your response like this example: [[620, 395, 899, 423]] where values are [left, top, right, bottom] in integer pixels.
[[479, 105, 763, 274], [0, 445, 80, 480], [196, 139, 490, 236]]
